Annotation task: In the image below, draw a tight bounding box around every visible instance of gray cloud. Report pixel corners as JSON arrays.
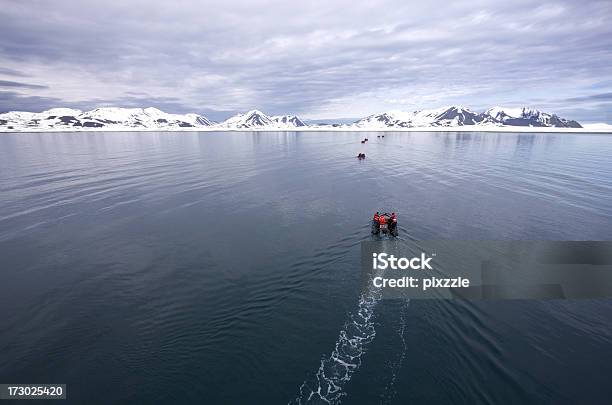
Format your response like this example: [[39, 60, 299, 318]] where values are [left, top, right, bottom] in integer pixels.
[[0, 0, 611, 122], [0, 91, 70, 112], [553, 103, 612, 123], [0, 80, 47, 89], [0, 67, 28, 77], [566, 92, 612, 102]]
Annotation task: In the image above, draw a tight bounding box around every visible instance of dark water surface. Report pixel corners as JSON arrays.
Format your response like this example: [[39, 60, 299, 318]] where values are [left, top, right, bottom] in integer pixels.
[[1, 131, 612, 404]]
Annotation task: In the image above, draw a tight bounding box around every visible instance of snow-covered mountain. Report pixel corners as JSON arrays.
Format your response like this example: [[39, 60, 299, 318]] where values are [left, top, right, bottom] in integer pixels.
[[0, 107, 306, 131], [270, 115, 306, 127], [83, 107, 213, 128], [353, 106, 489, 128], [0, 107, 213, 131], [219, 110, 274, 128], [0, 105, 586, 131], [483, 107, 581, 128], [352, 106, 581, 128], [219, 110, 306, 129]]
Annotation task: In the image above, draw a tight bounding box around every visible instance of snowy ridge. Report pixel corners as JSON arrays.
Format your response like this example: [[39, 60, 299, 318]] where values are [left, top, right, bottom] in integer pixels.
[[0, 107, 213, 131], [482, 106, 582, 127], [353, 105, 581, 128], [270, 114, 306, 127], [218, 110, 274, 128], [218, 110, 306, 129], [0, 105, 599, 132]]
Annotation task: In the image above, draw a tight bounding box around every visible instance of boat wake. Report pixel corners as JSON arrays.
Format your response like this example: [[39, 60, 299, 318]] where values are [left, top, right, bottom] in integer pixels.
[[291, 287, 381, 404], [379, 300, 410, 404]]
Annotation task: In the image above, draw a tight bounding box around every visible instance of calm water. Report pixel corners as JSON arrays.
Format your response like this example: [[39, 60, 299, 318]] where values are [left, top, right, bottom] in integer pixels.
[[1, 131, 612, 404]]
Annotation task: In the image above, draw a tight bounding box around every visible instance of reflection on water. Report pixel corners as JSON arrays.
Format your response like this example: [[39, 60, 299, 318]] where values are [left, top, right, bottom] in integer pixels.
[[1, 131, 612, 404]]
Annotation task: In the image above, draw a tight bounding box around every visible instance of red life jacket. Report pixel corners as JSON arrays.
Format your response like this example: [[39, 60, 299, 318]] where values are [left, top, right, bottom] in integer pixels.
[[374, 214, 379, 221], [378, 216, 386, 225]]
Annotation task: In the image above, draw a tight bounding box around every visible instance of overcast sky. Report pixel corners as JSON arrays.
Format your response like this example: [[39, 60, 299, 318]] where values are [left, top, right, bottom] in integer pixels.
[[1, 0, 611, 122]]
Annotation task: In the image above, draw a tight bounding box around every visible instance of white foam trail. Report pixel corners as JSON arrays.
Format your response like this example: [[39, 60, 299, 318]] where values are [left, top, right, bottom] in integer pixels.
[[379, 300, 410, 405], [291, 274, 382, 404]]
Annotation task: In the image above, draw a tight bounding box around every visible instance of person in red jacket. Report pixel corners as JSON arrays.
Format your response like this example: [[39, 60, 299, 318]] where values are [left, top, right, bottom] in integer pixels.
[[371, 212, 380, 234], [378, 214, 386, 226], [389, 212, 397, 235]]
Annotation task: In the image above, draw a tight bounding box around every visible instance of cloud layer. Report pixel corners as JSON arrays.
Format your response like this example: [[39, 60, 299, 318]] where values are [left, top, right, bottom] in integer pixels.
[[1, 0, 611, 122]]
